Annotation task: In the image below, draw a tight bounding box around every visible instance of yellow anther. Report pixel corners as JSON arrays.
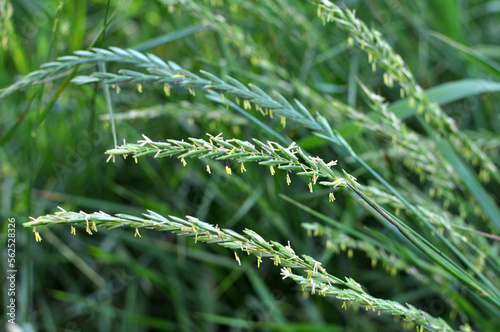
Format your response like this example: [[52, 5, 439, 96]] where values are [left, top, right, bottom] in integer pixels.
[[243, 100, 251, 110], [274, 255, 281, 266], [33, 227, 42, 242]]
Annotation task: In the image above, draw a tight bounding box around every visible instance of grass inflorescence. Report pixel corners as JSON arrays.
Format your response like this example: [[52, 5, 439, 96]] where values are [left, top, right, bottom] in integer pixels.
[[2, 0, 499, 331], [25, 208, 456, 331]]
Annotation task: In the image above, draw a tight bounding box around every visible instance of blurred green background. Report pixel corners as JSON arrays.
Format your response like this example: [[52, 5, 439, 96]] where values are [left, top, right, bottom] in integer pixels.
[[1, 0, 499, 331]]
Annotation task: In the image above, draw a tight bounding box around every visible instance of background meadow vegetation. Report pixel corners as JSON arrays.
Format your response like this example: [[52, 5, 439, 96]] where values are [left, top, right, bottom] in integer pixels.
[[1, 0, 500, 331]]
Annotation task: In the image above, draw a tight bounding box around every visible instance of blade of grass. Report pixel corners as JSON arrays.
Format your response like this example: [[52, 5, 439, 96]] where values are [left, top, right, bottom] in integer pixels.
[[436, 137, 500, 231], [98, 62, 117, 147], [416, 117, 500, 231], [348, 183, 500, 308], [431, 31, 500, 78], [43, 229, 105, 287], [388, 79, 500, 120], [245, 266, 286, 323], [133, 23, 209, 51]]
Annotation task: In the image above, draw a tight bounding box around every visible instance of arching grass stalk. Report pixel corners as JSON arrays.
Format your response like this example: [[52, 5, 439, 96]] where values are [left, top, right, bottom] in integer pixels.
[[23, 208, 458, 332], [310, 0, 497, 184], [106, 133, 349, 195], [105, 134, 500, 308]]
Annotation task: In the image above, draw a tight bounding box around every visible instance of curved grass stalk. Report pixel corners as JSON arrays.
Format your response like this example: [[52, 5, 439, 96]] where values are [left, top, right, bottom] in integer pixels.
[[310, 0, 497, 184], [106, 133, 349, 193], [24, 208, 458, 332]]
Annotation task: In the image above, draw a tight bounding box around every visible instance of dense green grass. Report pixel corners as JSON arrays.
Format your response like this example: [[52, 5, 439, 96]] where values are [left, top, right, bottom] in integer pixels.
[[1, 1, 500, 331]]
